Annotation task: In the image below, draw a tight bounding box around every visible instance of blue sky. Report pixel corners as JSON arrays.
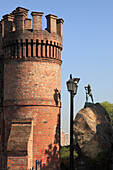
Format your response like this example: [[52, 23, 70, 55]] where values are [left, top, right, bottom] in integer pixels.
[[0, 0, 113, 133]]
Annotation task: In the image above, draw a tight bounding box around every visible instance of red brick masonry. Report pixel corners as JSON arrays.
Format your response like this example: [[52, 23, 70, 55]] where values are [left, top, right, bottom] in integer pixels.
[[0, 7, 63, 170]]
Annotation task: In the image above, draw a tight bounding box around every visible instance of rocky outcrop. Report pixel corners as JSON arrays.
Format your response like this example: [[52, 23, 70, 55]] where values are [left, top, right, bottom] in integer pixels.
[[73, 103, 113, 159]]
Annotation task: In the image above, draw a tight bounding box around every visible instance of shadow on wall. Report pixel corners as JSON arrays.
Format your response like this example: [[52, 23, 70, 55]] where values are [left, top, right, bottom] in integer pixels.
[[42, 113, 60, 170], [1, 113, 12, 169], [1, 93, 61, 169], [1, 113, 60, 170]]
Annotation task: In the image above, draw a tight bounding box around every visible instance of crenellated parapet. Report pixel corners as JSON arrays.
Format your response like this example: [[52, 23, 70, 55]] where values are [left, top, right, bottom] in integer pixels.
[[0, 7, 64, 62]]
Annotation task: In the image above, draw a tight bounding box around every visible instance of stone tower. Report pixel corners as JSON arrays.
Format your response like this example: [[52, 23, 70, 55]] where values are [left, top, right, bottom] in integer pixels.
[[0, 7, 63, 169]]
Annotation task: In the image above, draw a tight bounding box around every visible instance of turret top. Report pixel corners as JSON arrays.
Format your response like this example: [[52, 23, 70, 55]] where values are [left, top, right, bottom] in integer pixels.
[[0, 6, 64, 37]]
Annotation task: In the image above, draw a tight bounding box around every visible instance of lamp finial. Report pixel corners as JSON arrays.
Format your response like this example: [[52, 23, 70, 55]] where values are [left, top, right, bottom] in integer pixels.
[[70, 74, 72, 79]]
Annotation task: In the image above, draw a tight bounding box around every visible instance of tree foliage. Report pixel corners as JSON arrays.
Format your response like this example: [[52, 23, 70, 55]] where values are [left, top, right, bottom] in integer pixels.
[[100, 101, 113, 125]]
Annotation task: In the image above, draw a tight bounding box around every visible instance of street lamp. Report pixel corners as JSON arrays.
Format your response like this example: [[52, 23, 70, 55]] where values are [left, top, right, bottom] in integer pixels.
[[66, 74, 80, 170]]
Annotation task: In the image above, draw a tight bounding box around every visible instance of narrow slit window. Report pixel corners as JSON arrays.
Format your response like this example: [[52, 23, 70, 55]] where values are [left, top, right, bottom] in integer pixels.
[[16, 40, 18, 58], [21, 39, 23, 57], [13, 41, 15, 58], [50, 41, 52, 58], [45, 40, 48, 57], [41, 40, 43, 57], [31, 39, 33, 57], [53, 46, 54, 58], [36, 40, 38, 57], [26, 39, 28, 57]]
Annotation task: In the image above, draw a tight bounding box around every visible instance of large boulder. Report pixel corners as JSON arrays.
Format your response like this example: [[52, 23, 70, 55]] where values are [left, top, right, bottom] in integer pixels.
[[73, 102, 113, 159]]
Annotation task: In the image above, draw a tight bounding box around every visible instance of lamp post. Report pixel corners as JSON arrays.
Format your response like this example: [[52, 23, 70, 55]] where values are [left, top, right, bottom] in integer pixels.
[[66, 74, 80, 170]]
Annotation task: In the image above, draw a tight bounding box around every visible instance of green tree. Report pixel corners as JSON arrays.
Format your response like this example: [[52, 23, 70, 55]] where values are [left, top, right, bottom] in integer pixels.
[[100, 101, 113, 125]]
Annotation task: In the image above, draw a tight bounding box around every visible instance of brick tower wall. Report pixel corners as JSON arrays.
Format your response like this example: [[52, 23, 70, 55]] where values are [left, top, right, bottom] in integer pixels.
[[0, 7, 64, 170], [0, 16, 4, 169]]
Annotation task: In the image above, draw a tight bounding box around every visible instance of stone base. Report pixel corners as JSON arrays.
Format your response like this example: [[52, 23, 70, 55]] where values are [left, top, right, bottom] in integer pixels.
[[84, 102, 95, 108]]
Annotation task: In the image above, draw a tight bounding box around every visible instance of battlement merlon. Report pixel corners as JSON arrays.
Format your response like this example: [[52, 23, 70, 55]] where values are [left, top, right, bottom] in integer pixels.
[[46, 14, 64, 36], [31, 12, 44, 30], [12, 7, 29, 17], [46, 14, 58, 33], [2, 14, 14, 36], [0, 7, 64, 37], [57, 18, 64, 37]]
